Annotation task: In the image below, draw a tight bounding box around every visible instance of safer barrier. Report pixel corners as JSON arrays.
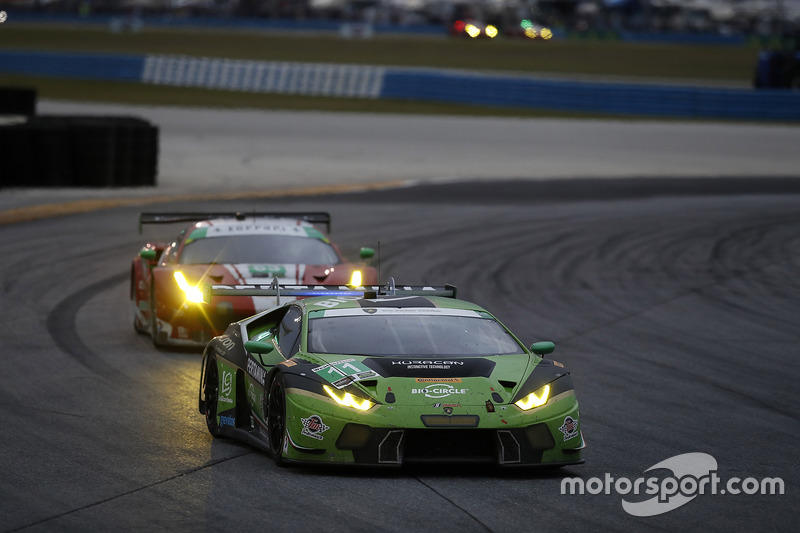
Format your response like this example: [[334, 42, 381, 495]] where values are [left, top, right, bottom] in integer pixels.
[[1, 50, 799, 121], [380, 69, 800, 121]]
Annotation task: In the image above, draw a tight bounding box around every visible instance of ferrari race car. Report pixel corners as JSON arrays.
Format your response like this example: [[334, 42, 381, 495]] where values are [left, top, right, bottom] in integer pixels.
[[198, 281, 585, 467], [131, 212, 377, 348]]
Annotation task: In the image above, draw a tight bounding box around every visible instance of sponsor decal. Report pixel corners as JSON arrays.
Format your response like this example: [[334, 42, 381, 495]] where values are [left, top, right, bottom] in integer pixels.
[[248, 265, 287, 278], [332, 376, 355, 388], [218, 336, 236, 352], [416, 377, 462, 383], [411, 384, 468, 399], [219, 369, 234, 404], [247, 358, 266, 387], [300, 415, 330, 440], [558, 416, 579, 441], [220, 415, 235, 427], [247, 383, 257, 405], [368, 357, 494, 378], [314, 358, 380, 389], [207, 224, 304, 236], [393, 360, 465, 370], [315, 297, 360, 309], [433, 403, 462, 408], [178, 326, 189, 339]]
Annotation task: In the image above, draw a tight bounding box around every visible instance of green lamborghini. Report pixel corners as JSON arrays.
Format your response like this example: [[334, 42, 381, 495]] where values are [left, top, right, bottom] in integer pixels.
[[198, 281, 584, 467]]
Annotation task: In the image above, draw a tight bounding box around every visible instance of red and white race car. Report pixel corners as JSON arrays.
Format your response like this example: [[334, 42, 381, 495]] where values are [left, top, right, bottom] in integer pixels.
[[131, 212, 377, 348]]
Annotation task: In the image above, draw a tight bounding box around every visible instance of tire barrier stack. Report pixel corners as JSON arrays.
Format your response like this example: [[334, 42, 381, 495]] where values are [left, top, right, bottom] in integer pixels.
[[1, 114, 159, 188], [0, 87, 37, 116]]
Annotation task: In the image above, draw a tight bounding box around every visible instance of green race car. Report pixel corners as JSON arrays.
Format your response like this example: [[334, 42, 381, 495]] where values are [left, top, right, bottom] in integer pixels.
[[198, 281, 585, 467]]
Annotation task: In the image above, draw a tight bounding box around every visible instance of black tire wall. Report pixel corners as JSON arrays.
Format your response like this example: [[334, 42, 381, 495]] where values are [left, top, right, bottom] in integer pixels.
[[0, 87, 36, 116], [0, 115, 159, 188]]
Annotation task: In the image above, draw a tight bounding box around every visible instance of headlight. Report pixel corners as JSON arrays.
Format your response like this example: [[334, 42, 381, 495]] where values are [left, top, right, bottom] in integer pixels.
[[515, 384, 551, 410], [323, 385, 373, 411], [174, 271, 204, 303], [349, 270, 362, 287]]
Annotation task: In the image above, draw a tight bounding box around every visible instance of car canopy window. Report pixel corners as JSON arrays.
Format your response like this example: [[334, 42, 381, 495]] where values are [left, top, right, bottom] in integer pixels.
[[179, 235, 340, 265], [307, 310, 523, 356]]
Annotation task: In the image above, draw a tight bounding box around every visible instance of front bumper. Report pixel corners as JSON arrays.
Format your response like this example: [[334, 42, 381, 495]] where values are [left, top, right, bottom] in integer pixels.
[[281, 388, 584, 467]]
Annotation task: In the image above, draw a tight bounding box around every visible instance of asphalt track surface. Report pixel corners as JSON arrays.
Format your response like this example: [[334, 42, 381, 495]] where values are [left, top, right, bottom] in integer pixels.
[[1, 107, 799, 532]]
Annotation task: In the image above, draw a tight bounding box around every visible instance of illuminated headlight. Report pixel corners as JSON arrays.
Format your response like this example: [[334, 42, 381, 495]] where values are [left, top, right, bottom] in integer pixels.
[[349, 270, 362, 287], [515, 384, 551, 410], [323, 385, 373, 411], [174, 271, 204, 303]]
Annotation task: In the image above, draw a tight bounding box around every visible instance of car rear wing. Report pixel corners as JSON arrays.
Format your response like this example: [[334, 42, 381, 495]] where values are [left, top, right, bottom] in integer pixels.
[[138, 212, 331, 234], [204, 277, 457, 305]]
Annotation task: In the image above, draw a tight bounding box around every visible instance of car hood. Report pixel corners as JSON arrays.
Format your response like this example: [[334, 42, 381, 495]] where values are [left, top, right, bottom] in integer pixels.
[[305, 353, 534, 407]]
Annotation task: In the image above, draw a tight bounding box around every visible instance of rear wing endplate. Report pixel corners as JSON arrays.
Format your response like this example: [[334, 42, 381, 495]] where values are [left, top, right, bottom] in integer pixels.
[[138, 212, 331, 234], [204, 277, 457, 305]]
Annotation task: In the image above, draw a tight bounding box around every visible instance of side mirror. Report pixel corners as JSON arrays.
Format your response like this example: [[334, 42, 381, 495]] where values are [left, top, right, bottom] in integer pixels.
[[140, 248, 157, 261], [530, 341, 555, 356], [245, 340, 275, 355], [359, 247, 375, 260], [245, 340, 281, 366]]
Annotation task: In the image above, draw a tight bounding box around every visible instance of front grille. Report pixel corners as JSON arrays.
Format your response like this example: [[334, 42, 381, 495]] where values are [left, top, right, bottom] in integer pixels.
[[420, 415, 480, 427], [403, 429, 496, 462]]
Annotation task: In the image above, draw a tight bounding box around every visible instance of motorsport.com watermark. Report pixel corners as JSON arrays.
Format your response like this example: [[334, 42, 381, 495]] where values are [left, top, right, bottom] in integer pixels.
[[561, 452, 784, 517]]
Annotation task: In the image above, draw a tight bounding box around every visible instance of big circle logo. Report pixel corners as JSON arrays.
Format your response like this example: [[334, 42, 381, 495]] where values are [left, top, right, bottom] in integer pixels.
[[411, 384, 468, 399]]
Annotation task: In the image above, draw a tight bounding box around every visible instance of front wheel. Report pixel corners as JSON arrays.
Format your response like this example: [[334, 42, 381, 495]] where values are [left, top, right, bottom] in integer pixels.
[[204, 357, 220, 437], [150, 288, 166, 348], [267, 376, 287, 467]]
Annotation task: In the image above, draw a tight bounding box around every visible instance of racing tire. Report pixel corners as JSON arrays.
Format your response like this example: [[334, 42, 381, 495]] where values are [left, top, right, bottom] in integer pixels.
[[204, 357, 221, 437], [133, 304, 148, 335], [150, 288, 167, 348], [267, 376, 287, 467], [131, 269, 148, 335]]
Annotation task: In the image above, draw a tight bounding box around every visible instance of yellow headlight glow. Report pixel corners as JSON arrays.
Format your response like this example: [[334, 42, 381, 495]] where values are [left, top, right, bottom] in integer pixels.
[[515, 384, 551, 410], [349, 270, 362, 287], [323, 385, 373, 411], [174, 271, 205, 303], [485, 25, 498, 38]]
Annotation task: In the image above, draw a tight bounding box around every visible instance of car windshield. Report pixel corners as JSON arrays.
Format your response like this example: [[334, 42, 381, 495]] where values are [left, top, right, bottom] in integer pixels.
[[179, 235, 341, 265], [307, 313, 523, 356]]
